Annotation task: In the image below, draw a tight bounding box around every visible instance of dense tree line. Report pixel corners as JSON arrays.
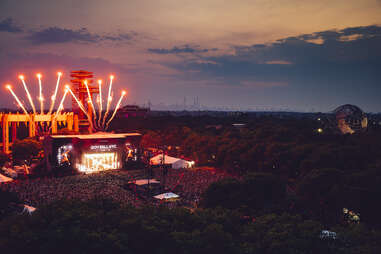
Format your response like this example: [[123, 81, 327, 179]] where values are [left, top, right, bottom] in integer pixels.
[[133, 116, 381, 227], [0, 198, 380, 254], [136, 116, 381, 177]]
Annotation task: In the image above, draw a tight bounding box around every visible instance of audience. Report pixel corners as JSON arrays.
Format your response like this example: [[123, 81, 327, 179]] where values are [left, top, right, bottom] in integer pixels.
[[0, 167, 231, 209]]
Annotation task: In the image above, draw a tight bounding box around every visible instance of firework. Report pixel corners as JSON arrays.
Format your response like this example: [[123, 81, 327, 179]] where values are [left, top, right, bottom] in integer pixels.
[[49, 72, 62, 114], [67, 86, 94, 130], [84, 81, 97, 126], [106, 90, 126, 130], [102, 75, 114, 127], [19, 75, 36, 114], [37, 73, 43, 114], [97, 79, 103, 127], [55, 86, 69, 117], [6, 71, 126, 134], [6, 84, 30, 117]]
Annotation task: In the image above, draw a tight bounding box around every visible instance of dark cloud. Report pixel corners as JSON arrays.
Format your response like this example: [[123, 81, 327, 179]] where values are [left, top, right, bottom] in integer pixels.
[[164, 25, 381, 85], [26, 27, 138, 44], [26, 27, 99, 44], [0, 17, 22, 33], [148, 45, 217, 54], [103, 32, 138, 42]]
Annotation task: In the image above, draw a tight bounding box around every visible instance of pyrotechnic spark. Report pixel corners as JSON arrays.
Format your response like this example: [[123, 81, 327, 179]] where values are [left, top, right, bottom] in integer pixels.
[[55, 86, 69, 117], [49, 72, 62, 114], [67, 86, 94, 130], [84, 81, 97, 125], [37, 73, 43, 114], [6, 84, 30, 117], [19, 75, 36, 114], [97, 79, 102, 127], [102, 75, 114, 127], [106, 90, 126, 129]]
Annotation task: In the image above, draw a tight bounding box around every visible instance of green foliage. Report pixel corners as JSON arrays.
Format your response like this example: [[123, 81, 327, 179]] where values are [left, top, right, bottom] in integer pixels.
[[0, 151, 8, 167], [139, 117, 381, 177], [0, 189, 20, 216], [0, 200, 380, 254], [201, 173, 286, 211], [298, 168, 343, 201], [11, 138, 42, 163]]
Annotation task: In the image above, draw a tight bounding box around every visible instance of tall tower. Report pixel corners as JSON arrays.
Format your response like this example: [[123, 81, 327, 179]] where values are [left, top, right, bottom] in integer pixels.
[[70, 70, 99, 133]]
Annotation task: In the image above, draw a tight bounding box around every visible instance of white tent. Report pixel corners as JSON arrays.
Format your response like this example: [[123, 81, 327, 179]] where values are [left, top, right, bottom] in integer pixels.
[[2, 167, 17, 178], [0, 173, 13, 183], [23, 205, 36, 214], [132, 179, 160, 186], [154, 192, 180, 200], [150, 154, 194, 169]]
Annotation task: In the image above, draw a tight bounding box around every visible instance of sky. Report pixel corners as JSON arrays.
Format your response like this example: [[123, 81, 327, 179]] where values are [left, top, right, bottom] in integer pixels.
[[0, 0, 381, 112]]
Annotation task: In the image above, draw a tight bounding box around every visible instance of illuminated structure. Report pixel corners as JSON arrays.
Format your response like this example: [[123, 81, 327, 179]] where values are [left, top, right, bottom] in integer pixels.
[[44, 133, 142, 173], [1, 72, 78, 153], [333, 104, 368, 134], [1, 112, 77, 153], [70, 70, 126, 132], [3, 70, 130, 174], [70, 70, 98, 132]]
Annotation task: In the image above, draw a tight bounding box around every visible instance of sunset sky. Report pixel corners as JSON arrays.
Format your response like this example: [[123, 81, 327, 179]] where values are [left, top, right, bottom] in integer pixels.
[[1, 0, 381, 112]]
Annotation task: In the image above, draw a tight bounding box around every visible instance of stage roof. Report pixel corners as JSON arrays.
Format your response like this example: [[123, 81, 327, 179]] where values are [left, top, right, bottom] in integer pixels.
[[131, 179, 160, 186], [154, 192, 180, 200], [50, 132, 141, 139]]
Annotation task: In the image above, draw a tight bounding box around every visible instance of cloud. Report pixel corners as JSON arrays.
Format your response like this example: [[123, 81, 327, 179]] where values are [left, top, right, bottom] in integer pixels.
[[148, 45, 217, 54], [0, 17, 22, 33], [25, 27, 138, 44], [26, 27, 99, 44], [159, 25, 381, 87], [102, 32, 138, 42]]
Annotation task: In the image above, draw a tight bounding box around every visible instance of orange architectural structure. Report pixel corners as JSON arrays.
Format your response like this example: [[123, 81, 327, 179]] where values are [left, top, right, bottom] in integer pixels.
[[0, 112, 78, 153], [70, 70, 99, 132]]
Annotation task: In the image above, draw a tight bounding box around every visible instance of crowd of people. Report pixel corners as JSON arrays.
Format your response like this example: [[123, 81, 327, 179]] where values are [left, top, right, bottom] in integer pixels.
[[153, 168, 232, 207], [0, 167, 231, 209]]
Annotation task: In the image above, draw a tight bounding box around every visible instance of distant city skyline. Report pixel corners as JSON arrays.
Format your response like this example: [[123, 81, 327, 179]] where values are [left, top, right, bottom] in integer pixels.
[[1, 0, 381, 112]]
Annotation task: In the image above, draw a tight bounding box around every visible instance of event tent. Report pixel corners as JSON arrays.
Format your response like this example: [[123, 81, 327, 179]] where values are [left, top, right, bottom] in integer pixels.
[[23, 205, 36, 214], [0, 173, 13, 183], [150, 154, 194, 169], [133, 179, 160, 185], [153, 192, 180, 200]]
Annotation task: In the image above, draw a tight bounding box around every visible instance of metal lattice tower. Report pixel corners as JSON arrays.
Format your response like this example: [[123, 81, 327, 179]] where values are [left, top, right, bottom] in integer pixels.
[[70, 70, 99, 132]]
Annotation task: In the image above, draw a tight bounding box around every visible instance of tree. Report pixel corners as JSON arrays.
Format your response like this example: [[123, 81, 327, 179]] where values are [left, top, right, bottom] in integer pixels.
[[0, 190, 20, 217], [11, 138, 42, 164], [0, 152, 8, 167], [201, 173, 286, 211]]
